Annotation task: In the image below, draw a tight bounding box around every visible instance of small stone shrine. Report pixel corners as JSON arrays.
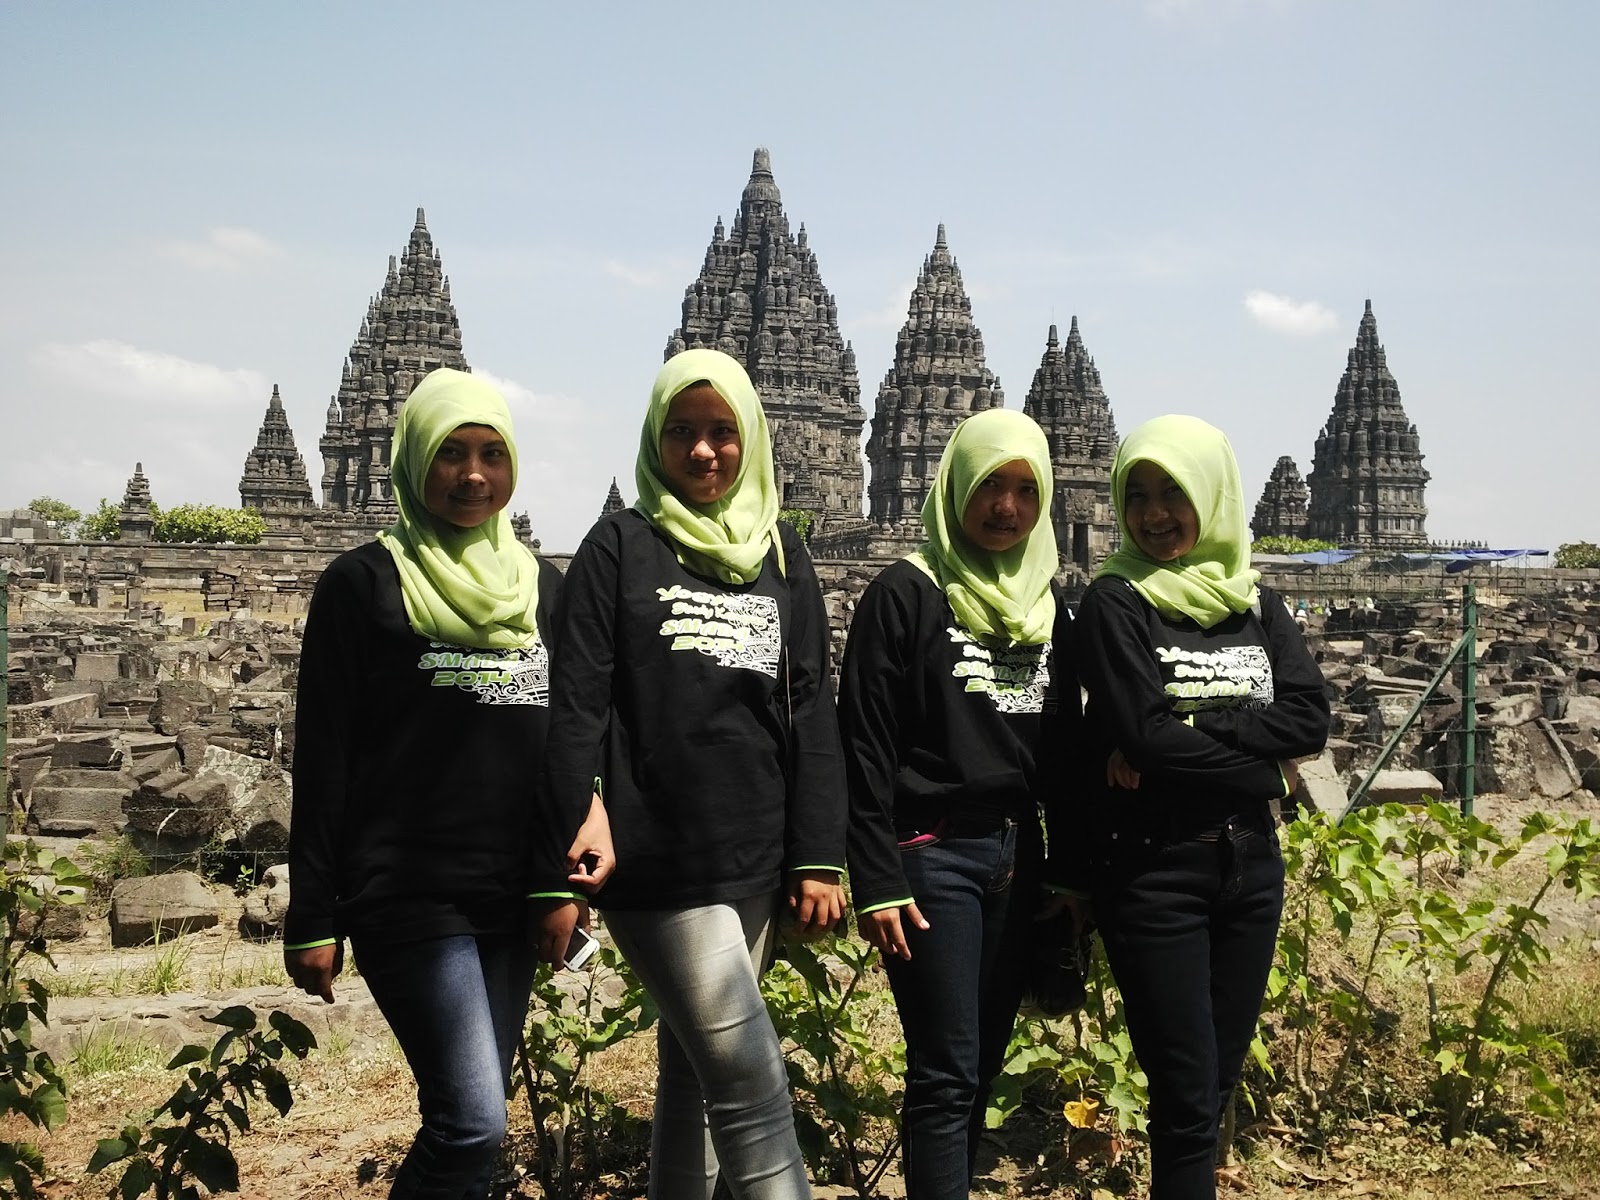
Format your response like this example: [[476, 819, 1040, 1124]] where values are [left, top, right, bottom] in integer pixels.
[[1251, 456, 1310, 542], [238, 386, 314, 512]]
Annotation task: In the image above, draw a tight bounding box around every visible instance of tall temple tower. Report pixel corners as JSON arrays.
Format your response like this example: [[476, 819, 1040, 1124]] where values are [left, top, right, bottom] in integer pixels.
[[117, 463, 156, 543], [1305, 301, 1429, 548], [665, 148, 866, 523], [318, 209, 468, 515], [1021, 318, 1119, 572], [864, 225, 1003, 530], [239, 385, 314, 511], [1251, 456, 1309, 542]]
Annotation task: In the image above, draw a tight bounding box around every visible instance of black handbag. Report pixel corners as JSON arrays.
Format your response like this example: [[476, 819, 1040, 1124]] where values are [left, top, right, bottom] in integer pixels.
[[1021, 906, 1095, 1018]]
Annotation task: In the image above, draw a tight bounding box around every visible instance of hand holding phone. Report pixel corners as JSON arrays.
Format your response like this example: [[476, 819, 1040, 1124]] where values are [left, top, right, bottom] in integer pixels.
[[563, 925, 600, 970]]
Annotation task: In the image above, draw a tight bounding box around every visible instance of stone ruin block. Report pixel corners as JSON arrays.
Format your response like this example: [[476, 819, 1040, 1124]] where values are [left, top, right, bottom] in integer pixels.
[[239, 863, 291, 941], [122, 770, 228, 842], [28, 767, 137, 836], [1363, 768, 1445, 808], [108, 872, 219, 947], [149, 680, 216, 735], [71, 652, 122, 682]]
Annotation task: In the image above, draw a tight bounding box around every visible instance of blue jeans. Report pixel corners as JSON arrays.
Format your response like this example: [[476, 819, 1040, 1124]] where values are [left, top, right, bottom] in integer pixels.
[[883, 816, 1043, 1200], [1093, 812, 1284, 1200], [605, 892, 809, 1200], [352, 932, 536, 1199]]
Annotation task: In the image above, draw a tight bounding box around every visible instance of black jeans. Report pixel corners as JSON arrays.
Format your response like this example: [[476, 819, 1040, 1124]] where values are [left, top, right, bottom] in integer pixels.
[[883, 815, 1043, 1200], [1092, 811, 1284, 1200]]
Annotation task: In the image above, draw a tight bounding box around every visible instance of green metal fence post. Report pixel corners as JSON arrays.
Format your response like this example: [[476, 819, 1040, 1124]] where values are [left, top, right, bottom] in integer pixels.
[[1461, 582, 1477, 821]]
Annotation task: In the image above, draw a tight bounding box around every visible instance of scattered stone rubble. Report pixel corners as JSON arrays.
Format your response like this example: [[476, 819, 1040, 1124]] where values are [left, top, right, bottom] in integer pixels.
[[5, 579, 1598, 958]]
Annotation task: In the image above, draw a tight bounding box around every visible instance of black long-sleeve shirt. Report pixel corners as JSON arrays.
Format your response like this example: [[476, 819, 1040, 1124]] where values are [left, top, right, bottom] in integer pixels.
[[1059, 577, 1329, 888], [534, 511, 847, 911], [838, 559, 1078, 913], [284, 541, 564, 948]]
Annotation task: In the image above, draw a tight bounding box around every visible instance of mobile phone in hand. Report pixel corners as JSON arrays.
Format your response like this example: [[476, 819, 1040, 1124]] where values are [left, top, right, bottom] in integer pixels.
[[563, 926, 600, 970]]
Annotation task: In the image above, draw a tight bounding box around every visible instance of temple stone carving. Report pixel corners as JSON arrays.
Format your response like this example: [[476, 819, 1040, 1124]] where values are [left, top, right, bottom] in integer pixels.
[[1252, 456, 1310, 542], [863, 225, 1004, 533], [239, 385, 314, 512], [118, 463, 156, 543], [1306, 301, 1429, 548], [665, 148, 865, 524], [599, 477, 626, 520], [318, 209, 468, 516], [1021, 319, 1118, 572]]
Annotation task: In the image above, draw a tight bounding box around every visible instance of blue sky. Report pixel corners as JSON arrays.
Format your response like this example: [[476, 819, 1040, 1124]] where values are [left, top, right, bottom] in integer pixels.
[[2, 1, 1594, 552]]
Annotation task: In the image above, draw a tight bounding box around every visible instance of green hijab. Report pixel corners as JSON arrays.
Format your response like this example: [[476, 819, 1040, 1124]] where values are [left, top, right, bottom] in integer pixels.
[[376, 367, 542, 650], [635, 348, 780, 585], [912, 408, 1059, 646], [1097, 414, 1259, 629]]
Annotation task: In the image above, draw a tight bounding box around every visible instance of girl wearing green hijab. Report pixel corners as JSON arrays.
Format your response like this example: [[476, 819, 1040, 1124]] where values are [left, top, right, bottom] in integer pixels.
[[533, 349, 848, 1200], [840, 408, 1076, 1200], [1065, 415, 1329, 1200], [285, 368, 565, 1199]]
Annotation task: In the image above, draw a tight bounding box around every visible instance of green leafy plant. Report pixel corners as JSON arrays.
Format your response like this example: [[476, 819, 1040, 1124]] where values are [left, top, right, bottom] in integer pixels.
[[0, 840, 91, 1198], [987, 946, 1149, 1138], [762, 934, 904, 1198], [514, 940, 656, 1200], [1251, 536, 1339, 555], [777, 508, 815, 543], [87, 1005, 316, 1199], [1555, 541, 1600, 569], [153, 505, 265, 546]]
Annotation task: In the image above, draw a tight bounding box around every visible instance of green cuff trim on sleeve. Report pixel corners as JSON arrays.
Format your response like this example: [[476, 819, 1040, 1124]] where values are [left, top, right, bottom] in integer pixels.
[[284, 938, 337, 951], [789, 864, 844, 875], [1278, 762, 1292, 799], [858, 897, 915, 915], [593, 776, 604, 800], [528, 891, 584, 901], [1184, 713, 1195, 726]]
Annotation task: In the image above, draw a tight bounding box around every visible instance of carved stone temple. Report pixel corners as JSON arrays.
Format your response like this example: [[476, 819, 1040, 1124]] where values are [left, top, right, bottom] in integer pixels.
[[665, 148, 866, 525], [317, 208, 469, 516], [599, 478, 626, 521], [238, 385, 314, 511], [1305, 301, 1429, 548], [1021, 318, 1119, 573], [117, 463, 156, 543], [855, 225, 1004, 549], [1251, 456, 1310, 542]]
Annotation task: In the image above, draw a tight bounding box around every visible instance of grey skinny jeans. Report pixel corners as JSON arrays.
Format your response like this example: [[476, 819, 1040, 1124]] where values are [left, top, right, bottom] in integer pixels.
[[605, 891, 810, 1200]]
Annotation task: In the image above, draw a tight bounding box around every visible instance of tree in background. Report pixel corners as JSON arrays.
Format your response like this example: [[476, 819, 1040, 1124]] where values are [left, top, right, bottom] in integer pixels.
[[1252, 536, 1340, 555], [1556, 542, 1600, 569], [26, 496, 81, 537], [153, 505, 266, 545], [79, 498, 124, 541]]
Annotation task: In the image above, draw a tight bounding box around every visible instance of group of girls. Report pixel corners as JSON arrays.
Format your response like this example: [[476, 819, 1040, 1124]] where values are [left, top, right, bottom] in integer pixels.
[[285, 350, 1330, 1200]]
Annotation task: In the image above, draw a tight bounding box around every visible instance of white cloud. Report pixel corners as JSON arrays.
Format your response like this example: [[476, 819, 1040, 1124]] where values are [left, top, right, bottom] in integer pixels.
[[1243, 290, 1339, 336], [852, 284, 915, 332], [161, 226, 284, 271], [30, 340, 269, 405], [604, 259, 665, 289]]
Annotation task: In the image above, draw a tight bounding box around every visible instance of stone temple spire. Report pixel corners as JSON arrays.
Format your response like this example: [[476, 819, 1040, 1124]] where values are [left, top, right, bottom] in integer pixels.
[[1305, 300, 1429, 547], [1022, 317, 1119, 571], [318, 207, 469, 515], [665, 148, 866, 524], [239, 385, 314, 511], [118, 463, 155, 543], [864, 225, 1004, 528], [599, 477, 626, 520], [1251, 455, 1309, 542]]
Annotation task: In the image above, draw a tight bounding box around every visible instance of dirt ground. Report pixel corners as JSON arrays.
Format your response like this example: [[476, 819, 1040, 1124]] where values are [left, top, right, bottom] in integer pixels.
[[11, 791, 1600, 1199]]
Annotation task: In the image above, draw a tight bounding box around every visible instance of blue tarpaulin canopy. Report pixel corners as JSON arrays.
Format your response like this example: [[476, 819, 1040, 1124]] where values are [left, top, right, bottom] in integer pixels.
[[1388, 549, 1550, 573]]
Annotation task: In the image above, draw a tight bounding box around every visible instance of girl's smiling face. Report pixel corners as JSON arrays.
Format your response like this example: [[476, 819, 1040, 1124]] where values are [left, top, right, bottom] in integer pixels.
[[1123, 459, 1199, 562], [659, 382, 742, 508], [960, 458, 1041, 554]]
